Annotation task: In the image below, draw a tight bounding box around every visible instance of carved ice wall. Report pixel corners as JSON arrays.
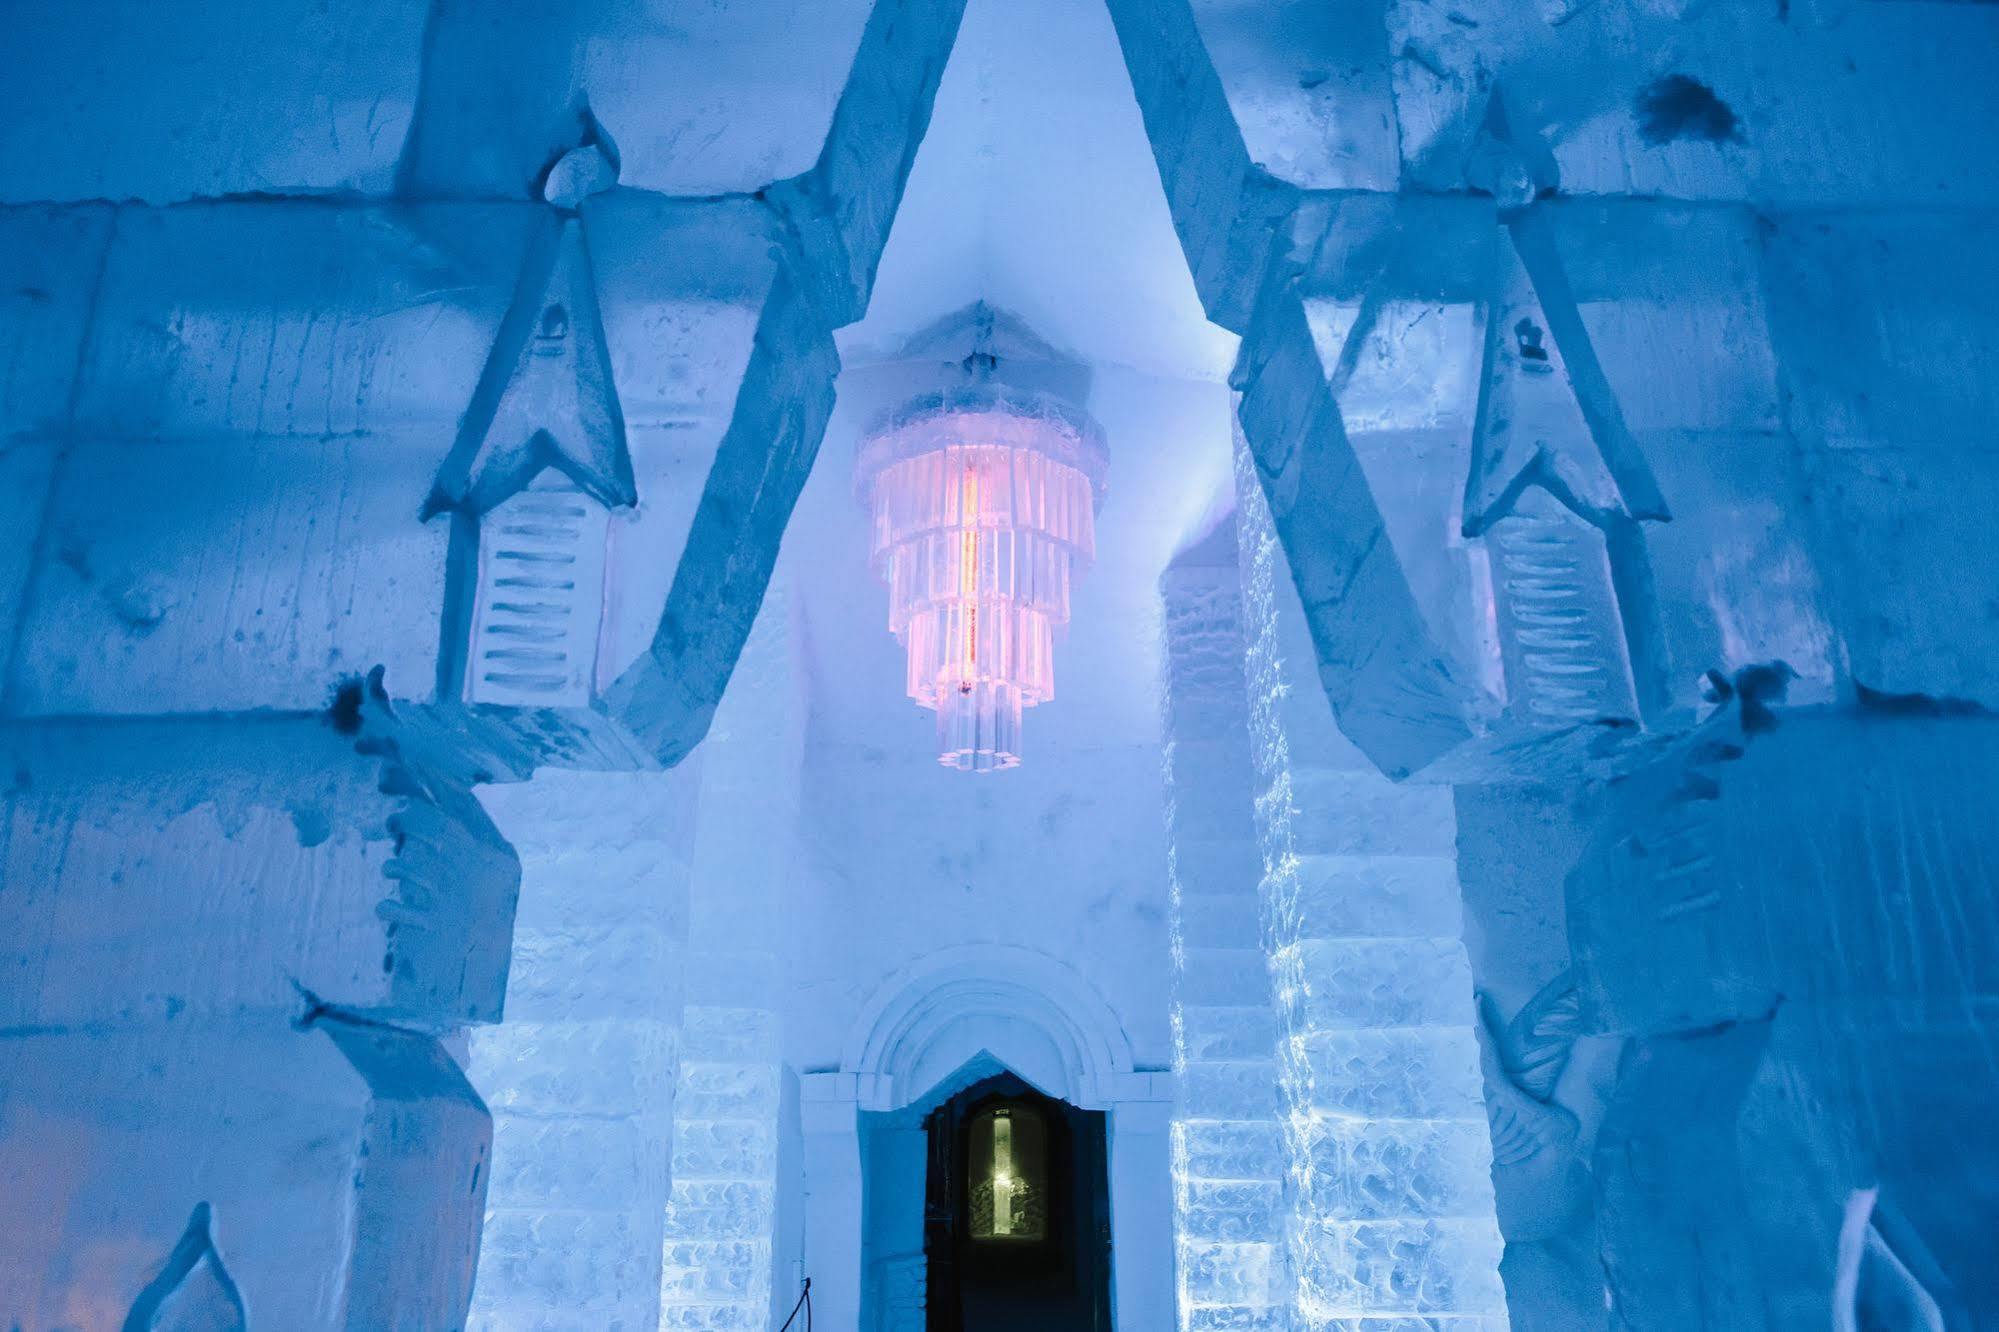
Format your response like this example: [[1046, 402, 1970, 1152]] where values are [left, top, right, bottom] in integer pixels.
[[465, 766, 698, 1332], [0, 0, 969, 1322], [4, 0, 1999, 1326], [1235, 434, 1509, 1328], [656, 586, 802, 1331], [1161, 538, 1294, 1331]]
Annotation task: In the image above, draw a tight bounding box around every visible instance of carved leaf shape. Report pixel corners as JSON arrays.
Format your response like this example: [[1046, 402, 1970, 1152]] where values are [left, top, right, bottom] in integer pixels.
[[1504, 970, 1584, 1101], [1477, 989, 1581, 1166]]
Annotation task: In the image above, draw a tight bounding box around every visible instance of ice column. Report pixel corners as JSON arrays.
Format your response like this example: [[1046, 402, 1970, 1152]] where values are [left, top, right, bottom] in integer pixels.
[[656, 1007, 782, 1328], [656, 586, 800, 1330], [1234, 432, 1509, 1329], [1161, 545, 1295, 1332], [467, 767, 701, 1332]]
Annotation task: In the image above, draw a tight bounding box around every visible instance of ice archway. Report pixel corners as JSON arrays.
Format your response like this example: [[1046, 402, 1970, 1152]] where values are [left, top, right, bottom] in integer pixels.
[[801, 944, 1172, 1329], [841, 944, 1144, 1113]]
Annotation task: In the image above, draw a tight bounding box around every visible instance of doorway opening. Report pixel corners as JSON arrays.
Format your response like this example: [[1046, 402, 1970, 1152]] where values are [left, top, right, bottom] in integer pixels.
[[922, 1073, 1112, 1331]]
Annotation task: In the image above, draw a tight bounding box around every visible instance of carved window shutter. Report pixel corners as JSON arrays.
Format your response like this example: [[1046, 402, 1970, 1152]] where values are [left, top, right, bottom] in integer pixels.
[[464, 468, 610, 707]]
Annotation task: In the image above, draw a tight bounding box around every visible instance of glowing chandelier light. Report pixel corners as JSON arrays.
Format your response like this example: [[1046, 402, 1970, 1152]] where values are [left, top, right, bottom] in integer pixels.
[[856, 389, 1108, 772]]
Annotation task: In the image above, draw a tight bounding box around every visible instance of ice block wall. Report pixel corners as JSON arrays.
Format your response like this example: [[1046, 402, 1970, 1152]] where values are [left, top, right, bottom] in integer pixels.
[[656, 587, 802, 1330], [467, 767, 701, 1332], [1161, 537, 1295, 1331], [1235, 432, 1509, 1329]]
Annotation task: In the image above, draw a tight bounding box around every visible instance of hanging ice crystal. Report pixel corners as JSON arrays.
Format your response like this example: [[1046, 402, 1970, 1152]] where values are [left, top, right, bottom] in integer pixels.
[[855, 388, 1107, 771]]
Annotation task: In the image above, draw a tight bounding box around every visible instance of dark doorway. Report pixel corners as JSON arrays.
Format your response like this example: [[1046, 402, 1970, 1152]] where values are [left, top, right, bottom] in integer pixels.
[[922, 1073, 1112, 1331]]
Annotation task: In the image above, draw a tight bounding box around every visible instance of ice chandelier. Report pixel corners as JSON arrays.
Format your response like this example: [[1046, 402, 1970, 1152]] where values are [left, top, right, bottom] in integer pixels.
[[855, 388, 1108, 771]]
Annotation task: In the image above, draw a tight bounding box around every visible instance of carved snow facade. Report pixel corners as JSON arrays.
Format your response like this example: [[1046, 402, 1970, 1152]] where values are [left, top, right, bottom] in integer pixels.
[[1, 0, 1996, 1328]]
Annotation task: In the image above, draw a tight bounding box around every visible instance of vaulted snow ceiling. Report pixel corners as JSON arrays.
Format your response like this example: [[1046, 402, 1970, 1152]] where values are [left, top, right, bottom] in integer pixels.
[[842, 0, 1234, 382]]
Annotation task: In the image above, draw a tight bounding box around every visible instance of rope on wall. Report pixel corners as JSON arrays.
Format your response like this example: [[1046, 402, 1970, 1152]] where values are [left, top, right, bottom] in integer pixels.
[[778, 1276, 812, 1332]]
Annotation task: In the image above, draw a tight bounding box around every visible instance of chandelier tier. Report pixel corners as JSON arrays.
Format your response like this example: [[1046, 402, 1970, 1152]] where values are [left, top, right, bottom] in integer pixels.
[[855, 389, 1108, 771]]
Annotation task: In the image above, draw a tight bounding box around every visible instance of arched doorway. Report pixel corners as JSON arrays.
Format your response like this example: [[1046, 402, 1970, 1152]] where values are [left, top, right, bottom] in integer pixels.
[[922, 1073, 1111, 1331], [799, 945, 1174, 1330]]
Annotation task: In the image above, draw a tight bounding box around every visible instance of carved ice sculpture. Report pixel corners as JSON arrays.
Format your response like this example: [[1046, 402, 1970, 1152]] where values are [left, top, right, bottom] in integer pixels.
[[428, 119, 635, 711], [461, 472, 614, 708], [1463, 91, 1668, 728], [1476, 974, 1583, 1168]]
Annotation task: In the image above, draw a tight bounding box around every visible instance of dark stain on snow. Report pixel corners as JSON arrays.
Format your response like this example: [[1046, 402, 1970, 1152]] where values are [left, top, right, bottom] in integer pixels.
[[326, 677, 366, 735], [290, 804, 333, 847], [1635, 74, 1742, 146]]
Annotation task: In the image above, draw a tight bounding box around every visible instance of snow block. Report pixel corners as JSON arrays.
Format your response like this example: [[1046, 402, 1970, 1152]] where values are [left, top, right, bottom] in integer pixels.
[[0, 1017, 490, 1331], [322, 1015, 493, 1330], [0, 0, 427, 206], [0, 711, 519, 1029]]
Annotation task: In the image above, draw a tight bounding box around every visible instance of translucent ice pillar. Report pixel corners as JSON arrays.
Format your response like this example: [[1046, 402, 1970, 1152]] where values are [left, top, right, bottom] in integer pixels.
[[656, 1007, 782, 1325], [655, 585, 799, 1329], [1161, 545, 1295, 1331], [466, 768, 700, 1332], [1234, 429, 1509, 1329]]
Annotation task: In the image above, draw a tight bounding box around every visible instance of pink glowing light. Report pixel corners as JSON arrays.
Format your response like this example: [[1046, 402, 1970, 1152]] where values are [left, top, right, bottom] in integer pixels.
[[856, 392, 1107, 771]]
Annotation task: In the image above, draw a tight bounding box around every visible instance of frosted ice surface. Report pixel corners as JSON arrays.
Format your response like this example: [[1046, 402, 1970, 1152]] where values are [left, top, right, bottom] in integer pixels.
[[0, 208, 113, 436], [655, 1008, 781, 1331], [1286, 856, 1466, 940], [1188, 0, 1400, 191], [1304, 1119, 1503, 1221], [1179, 1006, 1285, 1062], [75, 204, 526, 440], [1175, 1120, 1287, 1180], [469, 771, 699, 1332], [1179, 1238, 1287, 1307], [585, 0, 874, 195], [1238, 448, 1507, 1327], [1162, 558, 1295, 1328], [0, 0, 426, 205], [1297, 1218, 1508, 1316], [1279, 939, 1477, 1031], [12, 440, 450, 716]]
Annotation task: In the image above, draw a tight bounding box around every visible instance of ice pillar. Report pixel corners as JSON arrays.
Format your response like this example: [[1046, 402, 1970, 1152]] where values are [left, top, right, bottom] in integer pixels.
[[466, 766, 702, 1331], [1160, 541, 1295, 1330], [656, 585, 801, 1329], [1233, 427, 1509, 1329]]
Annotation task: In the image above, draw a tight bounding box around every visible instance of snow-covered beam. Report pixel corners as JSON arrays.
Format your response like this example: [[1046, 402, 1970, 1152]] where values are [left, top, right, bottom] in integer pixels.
[[1103, 0, 1480, 780]]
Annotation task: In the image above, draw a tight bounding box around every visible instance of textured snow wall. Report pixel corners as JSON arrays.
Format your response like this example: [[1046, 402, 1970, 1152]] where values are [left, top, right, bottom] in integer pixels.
[[1161, 542, 1295, 1330], [1235, 433, 1509, 1329], [0, 0, 972, 1323], [0, 712, 507, 1328], [1567, 711, 1999, 1327]]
